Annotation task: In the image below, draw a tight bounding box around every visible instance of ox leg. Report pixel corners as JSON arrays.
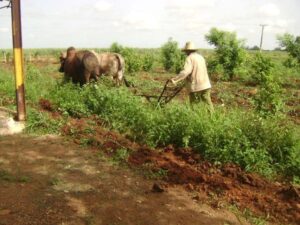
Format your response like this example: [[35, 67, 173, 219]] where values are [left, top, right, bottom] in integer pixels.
[[93, 67, 100, 82], [84, 70, 91, 85], [117, 70, 123, 86]]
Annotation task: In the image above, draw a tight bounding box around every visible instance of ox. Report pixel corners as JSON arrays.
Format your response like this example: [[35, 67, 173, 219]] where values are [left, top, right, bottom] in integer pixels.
[[93, 51, 129, 87], [59, 47, 100, 86]]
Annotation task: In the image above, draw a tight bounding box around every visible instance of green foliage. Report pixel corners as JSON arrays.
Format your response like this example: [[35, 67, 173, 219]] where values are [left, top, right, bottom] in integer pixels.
[[277, 33, 300, 64], [142, 53, 155, 72], [161, 38, 185, 73], [48, 83, 90, 117], [0, 52, 299, 182], [110, 43, 142, 73], [25, 64, 56, 103], [110, 43, 148, 74], [251, 53, 284, 116], [109, 42, 123, 54], [251, 53, 274, 84], [205, 28, 246, 80], [121, 48, 142, 73], [46, 83, 299, 179], [283, 57, 299, 68], [0, 68, 15, 103], [0, 170, 30, 183], [112, 148, 130, 164], [26, 108, 63, 134]]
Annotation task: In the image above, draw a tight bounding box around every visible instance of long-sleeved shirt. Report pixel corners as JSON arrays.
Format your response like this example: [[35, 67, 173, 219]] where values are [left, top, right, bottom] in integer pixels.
[[171, 52, 211, 93]]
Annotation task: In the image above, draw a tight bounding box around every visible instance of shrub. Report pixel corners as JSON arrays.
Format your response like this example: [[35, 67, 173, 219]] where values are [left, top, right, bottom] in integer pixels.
[[205, 28, 246, 80], [121, 48, 142, 73], [251, 53, 274, 84], [110, 43, 142, 73], [277, 33, 300, 64], [110, 42, 123, 54], [142, 53, 155, 72], [161, 38, 185, 73], [251, 53, 284, 116]]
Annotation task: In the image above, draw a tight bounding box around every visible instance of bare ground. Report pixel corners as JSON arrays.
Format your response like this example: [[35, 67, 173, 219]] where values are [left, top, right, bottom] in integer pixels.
[[0, 134, 253, 225]]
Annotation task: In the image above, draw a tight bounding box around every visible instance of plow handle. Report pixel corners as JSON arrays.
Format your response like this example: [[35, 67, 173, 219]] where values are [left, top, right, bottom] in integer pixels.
[[157, 79, 171, 104]]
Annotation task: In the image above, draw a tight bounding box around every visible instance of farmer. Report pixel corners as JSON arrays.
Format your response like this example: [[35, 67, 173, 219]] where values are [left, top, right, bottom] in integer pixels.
[[170, 41, 214, 112]]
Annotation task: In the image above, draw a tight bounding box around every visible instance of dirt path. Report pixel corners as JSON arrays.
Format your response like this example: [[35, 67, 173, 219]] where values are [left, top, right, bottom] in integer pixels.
[[0, 134, 251, 225]]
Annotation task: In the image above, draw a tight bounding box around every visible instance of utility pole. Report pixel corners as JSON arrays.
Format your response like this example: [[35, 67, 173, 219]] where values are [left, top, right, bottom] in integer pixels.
[[11, 0, 26, 121], [259, 24, 268, 51]]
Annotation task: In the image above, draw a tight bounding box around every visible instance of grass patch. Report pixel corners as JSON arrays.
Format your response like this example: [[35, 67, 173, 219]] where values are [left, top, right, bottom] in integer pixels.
[[0, 169, 30, 183]]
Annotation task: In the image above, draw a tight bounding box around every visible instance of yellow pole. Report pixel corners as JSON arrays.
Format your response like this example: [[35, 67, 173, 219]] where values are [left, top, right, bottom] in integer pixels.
[[11, 0, 26, 121]]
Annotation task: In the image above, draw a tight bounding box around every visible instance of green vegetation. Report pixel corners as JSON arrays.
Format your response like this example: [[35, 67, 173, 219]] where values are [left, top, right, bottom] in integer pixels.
[[277, 33, 300, 64], [42, 83, 299, 179], [0, 39, 299, 183], [160, 38, 185, 73], [110, 42, 157, 73], [251, 53, 284, 116], [0, 169, 30, 183], [205, 28, 246, 80]]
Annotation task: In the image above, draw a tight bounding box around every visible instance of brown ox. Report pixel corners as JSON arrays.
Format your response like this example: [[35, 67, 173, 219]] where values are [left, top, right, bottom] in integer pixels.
[[59, 47, 100, 86]]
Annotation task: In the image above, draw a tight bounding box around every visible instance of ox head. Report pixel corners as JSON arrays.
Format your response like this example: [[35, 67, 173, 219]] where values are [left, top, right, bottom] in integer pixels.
[[58, 52, 67, 73], [58, 46, 76, 73]]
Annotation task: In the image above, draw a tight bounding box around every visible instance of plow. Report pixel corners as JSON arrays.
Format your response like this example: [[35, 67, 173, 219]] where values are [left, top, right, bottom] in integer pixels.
[[135, 80, 185, 107]]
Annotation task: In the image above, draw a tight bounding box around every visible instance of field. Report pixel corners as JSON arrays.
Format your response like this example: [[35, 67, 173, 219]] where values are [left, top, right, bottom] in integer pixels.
[[0, 47, 300, 225]]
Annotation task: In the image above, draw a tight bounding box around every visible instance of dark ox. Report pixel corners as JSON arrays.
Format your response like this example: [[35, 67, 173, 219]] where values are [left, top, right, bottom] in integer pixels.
[[59, 47, 100, 86]]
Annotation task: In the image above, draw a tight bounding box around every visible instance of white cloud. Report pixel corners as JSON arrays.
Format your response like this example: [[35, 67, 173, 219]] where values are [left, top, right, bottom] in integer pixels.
[[0, 28, 9, 33], [218, 23, 236, 32], [259, 3, 280, 17], [94, 1, 112, 12], [165, 0, 216, 17], [121, 13, 160, 31]]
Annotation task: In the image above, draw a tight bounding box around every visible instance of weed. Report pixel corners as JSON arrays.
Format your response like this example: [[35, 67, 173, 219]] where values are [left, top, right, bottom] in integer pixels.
[[0, 169, 30, 183], [49, 177, 62, 186], [112, 148, 129, 164]]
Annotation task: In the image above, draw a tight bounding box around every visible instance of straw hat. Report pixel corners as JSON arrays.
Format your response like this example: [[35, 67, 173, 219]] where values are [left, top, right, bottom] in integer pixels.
[[182, 41, 197, 51]]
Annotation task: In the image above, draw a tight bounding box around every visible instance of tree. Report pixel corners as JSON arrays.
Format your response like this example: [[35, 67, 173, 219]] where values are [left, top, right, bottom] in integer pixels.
[[205, 28, 246, 80], [277, 33, 300, 64]]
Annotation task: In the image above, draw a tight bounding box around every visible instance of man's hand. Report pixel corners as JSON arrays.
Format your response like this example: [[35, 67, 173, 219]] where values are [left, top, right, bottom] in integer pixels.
[[170, 78, 176, 85]]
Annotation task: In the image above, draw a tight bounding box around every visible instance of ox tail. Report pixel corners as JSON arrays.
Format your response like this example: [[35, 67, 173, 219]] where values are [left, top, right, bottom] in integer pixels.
[[115, 53, 131, 87]]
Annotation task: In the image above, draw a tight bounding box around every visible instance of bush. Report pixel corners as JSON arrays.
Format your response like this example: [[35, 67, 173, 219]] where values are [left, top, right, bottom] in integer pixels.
[[251, 53, 274, 84], [110, 42, 123, 54], [142, 53, 155, 72], [251, 53, 284, 116], [205, 28, 246, 80], [161, 38, 185, 73], [277, 33, 300, 64], [110, 43, 142, 73]]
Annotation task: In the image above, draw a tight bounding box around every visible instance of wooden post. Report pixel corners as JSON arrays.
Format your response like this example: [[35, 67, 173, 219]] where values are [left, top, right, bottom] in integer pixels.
[[11, 0, 26, 121]]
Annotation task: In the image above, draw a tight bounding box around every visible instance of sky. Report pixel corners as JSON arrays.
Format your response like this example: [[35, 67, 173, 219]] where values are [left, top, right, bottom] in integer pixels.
[[0, 0, 299, 50]]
